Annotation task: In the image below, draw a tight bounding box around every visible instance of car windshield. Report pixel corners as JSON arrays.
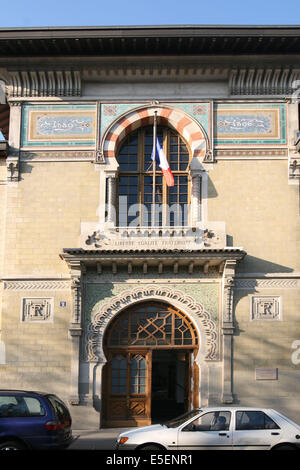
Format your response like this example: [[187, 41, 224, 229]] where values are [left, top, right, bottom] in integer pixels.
[[163, 410, 202, 428]]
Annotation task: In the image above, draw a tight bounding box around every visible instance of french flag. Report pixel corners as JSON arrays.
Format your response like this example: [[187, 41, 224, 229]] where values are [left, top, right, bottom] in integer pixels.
[[151, 138, 174, 187]]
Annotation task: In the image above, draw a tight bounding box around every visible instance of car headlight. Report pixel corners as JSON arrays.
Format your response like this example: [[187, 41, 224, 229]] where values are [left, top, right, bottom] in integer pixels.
[[119, 437, 129, 445]]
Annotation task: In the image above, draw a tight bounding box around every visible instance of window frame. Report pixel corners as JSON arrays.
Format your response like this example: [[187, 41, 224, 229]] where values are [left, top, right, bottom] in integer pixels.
[[116, 125, 192, 227], [235, 410, 281, 431], [0, 394, 46, 418], [182, 411, 232, 432]]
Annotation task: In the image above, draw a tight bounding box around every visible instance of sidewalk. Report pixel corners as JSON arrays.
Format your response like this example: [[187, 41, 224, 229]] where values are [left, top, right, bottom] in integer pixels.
[[68, 428, 128, 450]]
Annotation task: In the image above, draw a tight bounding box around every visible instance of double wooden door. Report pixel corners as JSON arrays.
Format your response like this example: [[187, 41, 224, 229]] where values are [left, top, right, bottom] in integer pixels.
[[102, 302, 199, 427], [102, 348, 197, 427]]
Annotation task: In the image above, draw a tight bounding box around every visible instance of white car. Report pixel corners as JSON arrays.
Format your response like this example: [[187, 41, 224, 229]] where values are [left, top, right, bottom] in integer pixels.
[[116, 407, 300, 451]]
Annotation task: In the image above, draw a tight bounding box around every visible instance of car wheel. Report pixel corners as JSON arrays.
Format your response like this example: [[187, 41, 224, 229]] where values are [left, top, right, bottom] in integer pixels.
[[0, 441, 26, 450], [139, 444, 163, 450], [273, 444, 297, 451]]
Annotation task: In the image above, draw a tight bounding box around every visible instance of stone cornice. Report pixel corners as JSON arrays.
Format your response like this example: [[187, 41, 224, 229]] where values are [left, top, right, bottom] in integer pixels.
[[7, 70, 81, 98], [2, 62, 300, 98]]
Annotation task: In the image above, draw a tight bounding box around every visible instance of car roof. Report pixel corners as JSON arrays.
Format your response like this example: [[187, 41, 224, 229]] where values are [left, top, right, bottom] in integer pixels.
[[0, 389, 51, 396], [196, 407, 277, 412]]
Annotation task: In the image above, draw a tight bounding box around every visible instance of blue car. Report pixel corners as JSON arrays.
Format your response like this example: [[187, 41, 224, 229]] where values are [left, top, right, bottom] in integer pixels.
[[0, 390, 73, 450]]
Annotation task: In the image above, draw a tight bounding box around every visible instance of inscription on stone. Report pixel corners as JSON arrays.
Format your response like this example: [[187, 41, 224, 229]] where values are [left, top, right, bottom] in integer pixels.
[[255, 368, 278, 380]]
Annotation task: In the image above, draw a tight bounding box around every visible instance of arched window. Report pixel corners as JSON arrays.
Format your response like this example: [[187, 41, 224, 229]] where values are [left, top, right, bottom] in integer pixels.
[[117, 126, 191, 227], [105, 301, 199, 348]]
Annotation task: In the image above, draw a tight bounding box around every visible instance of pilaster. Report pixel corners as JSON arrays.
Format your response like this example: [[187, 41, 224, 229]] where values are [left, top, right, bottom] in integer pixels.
[[221, 259, 237, 404], [68, 261, 84, 405]]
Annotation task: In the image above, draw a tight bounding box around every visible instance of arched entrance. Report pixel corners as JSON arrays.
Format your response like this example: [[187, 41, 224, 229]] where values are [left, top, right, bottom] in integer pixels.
[[102, 301, 199, 427]]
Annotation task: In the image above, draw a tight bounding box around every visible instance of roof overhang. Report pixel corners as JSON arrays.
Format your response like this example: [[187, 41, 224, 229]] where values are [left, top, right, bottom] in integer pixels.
[[61, 247, 246, 274], [1, 25, 300, 57]]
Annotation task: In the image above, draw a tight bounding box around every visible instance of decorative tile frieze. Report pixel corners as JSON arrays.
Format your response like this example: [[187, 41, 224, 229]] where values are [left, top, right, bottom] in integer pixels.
[[4, 280, 70, 290], [235, 278, 300, 289], [21, 297, 54, 323], [251, 295, 282, 321], [86, 284, 219, 363], [214, 103, 287, 146], [215, 149, 288, 159], [21, 104, 97, 148], [20, 150, 95, 161]]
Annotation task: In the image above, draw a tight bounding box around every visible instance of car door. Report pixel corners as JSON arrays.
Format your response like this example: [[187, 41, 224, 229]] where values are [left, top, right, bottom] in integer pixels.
[[233, 410, 282, 450], [177, 411, 233, 450], [0, 394, 49, 447]]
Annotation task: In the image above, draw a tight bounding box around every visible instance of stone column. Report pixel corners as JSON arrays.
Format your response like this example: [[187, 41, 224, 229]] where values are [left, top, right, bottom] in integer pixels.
[[106, 175, 117, 225], [221, 260, 237, 403], [93, 362, 106, 422], [68, 262, 84, 405], [191, 173, 201, 225]]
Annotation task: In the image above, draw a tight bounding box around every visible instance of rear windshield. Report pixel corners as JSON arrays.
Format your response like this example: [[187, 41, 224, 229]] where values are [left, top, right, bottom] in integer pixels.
[[47, 395, 71, 426], [0, 395, 45, 418]]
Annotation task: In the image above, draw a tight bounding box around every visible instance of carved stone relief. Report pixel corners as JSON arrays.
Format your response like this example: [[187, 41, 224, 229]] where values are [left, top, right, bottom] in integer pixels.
[[251, 295, 282, 321], [85, 284, 219, 364], [21, 297, 53, 322]]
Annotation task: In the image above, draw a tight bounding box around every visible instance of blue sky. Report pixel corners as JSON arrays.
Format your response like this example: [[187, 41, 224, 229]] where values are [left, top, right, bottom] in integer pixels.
[[1, 0, 300, 27]]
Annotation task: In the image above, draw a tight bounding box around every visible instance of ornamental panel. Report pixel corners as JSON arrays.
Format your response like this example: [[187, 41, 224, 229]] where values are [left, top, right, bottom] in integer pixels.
[[21, 297, 54, 323], [250, 296, 282, 321], [105, 301, 199, 348], [214, 103, 287, 146], [21, 104, 97, 148]]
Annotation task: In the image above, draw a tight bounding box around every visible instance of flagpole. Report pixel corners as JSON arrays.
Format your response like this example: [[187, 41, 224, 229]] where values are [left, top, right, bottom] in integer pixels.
[[152, 111, 157, 227]]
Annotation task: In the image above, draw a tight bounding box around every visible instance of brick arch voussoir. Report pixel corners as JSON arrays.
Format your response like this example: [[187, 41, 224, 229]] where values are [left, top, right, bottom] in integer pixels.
[[101, 105, 207, 160]]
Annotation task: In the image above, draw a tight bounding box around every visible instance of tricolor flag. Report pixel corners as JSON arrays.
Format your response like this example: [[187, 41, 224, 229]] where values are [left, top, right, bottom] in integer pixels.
[[151, 138, 174, 187]]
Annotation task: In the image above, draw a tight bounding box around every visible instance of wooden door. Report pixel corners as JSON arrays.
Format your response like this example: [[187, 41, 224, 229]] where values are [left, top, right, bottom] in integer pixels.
[[104, 350, 152, 427], [102, 301, 199, 427]]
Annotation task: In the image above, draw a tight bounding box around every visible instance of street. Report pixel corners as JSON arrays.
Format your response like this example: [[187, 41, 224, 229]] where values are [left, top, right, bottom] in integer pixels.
[[68, 428, 128, 450]]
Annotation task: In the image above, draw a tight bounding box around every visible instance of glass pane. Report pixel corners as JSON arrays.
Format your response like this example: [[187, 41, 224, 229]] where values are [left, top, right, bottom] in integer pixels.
[[236, 411, 265, 430], [118, 133, 138, 171], [118, 125, 190, 227], [107, 302, 198, 348], [0, 396, 45, 418], [184, 412, 231, 432]]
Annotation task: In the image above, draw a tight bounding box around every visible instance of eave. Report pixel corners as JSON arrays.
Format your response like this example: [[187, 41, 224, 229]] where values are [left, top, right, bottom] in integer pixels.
[[61, 247, 246, 274], [1, 25, 300, 57]]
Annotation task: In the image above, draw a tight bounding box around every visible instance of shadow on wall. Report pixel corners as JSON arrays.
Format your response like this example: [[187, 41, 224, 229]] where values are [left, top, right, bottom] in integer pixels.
[[19, 161, 33, 178], [231, 258, 297, 414], [206, 173, 218, 199], [237, 255, 294, 274], [232, 254, 294, 309]]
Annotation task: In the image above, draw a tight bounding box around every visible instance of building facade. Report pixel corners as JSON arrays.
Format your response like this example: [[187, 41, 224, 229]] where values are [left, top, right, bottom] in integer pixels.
[[0, 26, 300, 429]]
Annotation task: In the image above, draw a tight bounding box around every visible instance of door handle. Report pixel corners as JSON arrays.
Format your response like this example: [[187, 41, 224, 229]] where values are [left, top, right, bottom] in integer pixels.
[[271, 432, 280, 435], [219, 432, 228, 436]]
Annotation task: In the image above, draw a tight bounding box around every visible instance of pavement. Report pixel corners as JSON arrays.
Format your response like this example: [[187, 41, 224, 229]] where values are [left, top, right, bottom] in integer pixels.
[[67, 428, 128, 450]]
